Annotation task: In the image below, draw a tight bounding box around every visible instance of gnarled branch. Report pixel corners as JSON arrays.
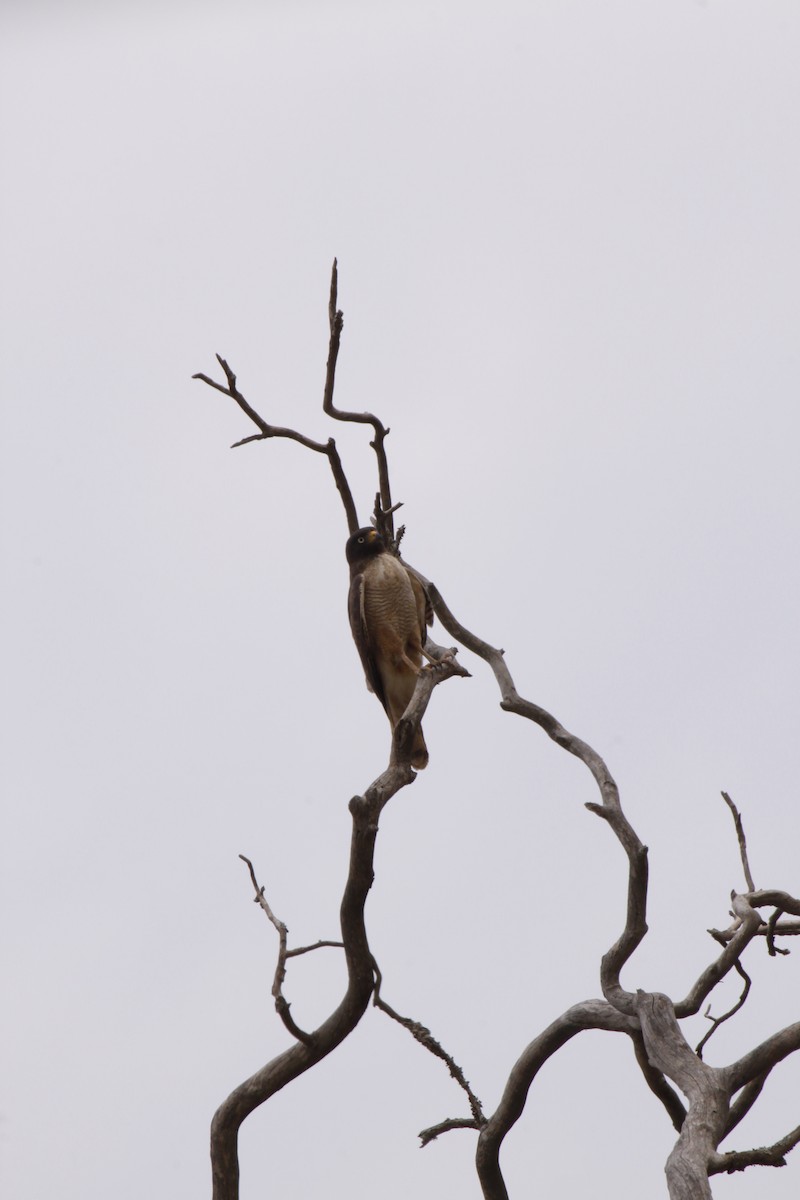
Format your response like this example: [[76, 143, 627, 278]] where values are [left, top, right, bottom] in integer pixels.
[[372, 958, 485, 1132], [710, 1124, 800, 1174]]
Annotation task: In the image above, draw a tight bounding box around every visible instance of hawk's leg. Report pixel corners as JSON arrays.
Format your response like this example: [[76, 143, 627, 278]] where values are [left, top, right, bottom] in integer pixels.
[[420, 643, 457, 669]]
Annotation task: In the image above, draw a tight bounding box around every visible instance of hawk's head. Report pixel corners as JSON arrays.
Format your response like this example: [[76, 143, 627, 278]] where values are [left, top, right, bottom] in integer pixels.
[[346, 526, 385, 566]]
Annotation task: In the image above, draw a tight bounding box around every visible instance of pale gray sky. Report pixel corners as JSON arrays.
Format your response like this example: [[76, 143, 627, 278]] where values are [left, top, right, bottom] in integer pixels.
[[2, 2, 799, 1197]]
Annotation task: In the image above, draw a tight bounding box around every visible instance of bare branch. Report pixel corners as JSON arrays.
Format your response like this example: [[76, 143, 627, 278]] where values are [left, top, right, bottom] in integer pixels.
[[237, 855, 314, 1045], [726, 1021, 800, 1093], [695, 959, 752, 1059], [476, 1000, 638, 1200], [748, 889, 800, 916], [636, 991, 730, 1199], [710, 1124, 800, 1174], [211, 617, 469, 1198], [405, 566, 648, 1016], [389, 651, 470, 777], [371, 493, 404, 546], [286, 940, 344, 958], [211, 755, 424, 1198], [630, 1029, 686, 1132], [710, 916, 800, 944], [322, 258, 344, 419], [194, 355, 327, 453], [675, 896, 764, 1018], [721, 791, 756, 892], [419, 1118, 481, 1147], [194, 324, 361, 533], [321, 259, 395, 538], [709, 893, 800, 954], [766, 907, 792, 956], [723, 1073, 768, 1138], [372, 958, 485, 1130]]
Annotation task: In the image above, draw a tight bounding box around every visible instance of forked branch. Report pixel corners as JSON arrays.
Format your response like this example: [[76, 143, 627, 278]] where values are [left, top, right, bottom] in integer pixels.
[[322, 260, 396, 540], [238, 854, 314, 1045], [210, 654, 463, 1200]]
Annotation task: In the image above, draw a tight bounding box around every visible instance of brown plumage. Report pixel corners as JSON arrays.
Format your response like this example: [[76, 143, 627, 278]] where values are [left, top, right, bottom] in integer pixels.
[[346, 527, 432, 769]]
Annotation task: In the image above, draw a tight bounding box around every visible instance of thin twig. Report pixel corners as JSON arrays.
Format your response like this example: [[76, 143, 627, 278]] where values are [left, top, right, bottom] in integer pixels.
[[419, 1118, 481, 1147], [721, 791, 756, 892], [286, 940, 344, 958], [238, 854, 314, 1045], [372, 957, 485, 1129], [193, 344, 359, 532], [766, 908, 791, 957], [372, 493, 404, 547], [695, 959, 752, 1059]]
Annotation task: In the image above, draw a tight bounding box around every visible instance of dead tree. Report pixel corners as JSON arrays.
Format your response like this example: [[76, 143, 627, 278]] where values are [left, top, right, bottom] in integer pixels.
[[195, 263, 800, 1200]]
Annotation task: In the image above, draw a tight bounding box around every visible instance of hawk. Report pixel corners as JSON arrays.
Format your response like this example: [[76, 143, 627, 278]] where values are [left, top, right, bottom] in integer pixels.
[[346, 527, 432, 769]]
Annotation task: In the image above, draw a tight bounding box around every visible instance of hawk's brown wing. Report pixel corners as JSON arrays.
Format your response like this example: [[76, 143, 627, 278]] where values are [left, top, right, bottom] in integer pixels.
[[347, 569, 389, 714], [406, 567, 432, 644]]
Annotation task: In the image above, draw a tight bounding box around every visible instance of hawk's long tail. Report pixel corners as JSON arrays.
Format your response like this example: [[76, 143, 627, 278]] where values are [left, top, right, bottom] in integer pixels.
[[412, 726, 428, 770]]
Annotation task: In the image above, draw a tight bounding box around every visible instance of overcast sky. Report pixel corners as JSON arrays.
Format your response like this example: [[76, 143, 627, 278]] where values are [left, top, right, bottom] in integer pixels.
[[2, 2, 800, 1197]]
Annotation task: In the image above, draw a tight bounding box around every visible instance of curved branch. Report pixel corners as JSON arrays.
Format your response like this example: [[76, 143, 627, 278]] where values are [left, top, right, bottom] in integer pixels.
[[211, 793, 381, 1200], [765, 908, 794, 956], [476, 1000, 637, 1200], [726, 1021, 800, 1093], [321, 259, 395, 538], [238, 854, 313, 1044], [630, 1028, 686, 1131], [675, 897, 764, 1018], [636, 991, 729, 1200], [723, 1072, 768, 1138], [420, 1117, 481, 1147], [407, 568, 648, 1014], [210, 653, 463, 1200], [748, 889, 800, 916], [695, 959, 751, 1059]]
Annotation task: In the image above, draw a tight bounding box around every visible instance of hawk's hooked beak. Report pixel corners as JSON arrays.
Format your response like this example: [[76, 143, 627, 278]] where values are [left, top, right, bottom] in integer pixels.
[[366, 529, 378, 542]]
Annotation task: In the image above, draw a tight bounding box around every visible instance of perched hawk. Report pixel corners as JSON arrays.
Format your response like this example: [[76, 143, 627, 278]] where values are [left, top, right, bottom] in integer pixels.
[[346, 527, 432, 769]]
